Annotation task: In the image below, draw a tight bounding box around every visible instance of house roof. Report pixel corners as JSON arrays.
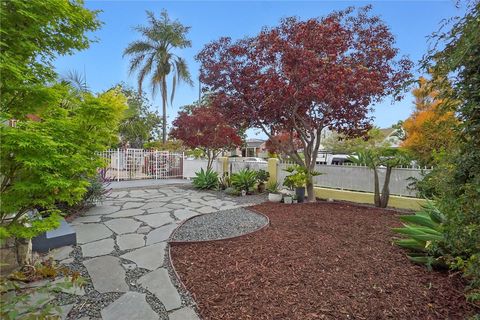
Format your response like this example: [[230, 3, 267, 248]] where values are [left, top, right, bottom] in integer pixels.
[[245, 138, 265, 148], [379, 128, 395, 137]]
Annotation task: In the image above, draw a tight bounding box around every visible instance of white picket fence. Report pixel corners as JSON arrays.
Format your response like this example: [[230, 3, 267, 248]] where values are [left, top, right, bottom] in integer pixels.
[[97, 149, 183, 181], [277, 162, 430, 197]]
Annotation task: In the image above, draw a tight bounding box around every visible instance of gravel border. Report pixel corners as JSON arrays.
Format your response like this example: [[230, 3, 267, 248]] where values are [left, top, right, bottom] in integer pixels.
[[171, 208, 269, 242]]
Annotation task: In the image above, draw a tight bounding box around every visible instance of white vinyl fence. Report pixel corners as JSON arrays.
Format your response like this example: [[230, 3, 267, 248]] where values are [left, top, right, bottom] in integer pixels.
[[98, 149, 183, 181], [228, 160, 267, 174], [277, 162, 430, 197], [182, 159, 222, 179], [182, 159, 267, 179]]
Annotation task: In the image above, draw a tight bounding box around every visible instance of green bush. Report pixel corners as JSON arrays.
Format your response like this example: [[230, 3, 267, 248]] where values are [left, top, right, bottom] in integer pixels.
[[283, 164, 321, 190], [256, 169, 269, 183], [231, 169, 257, 193], [192, 168, 219, 190]]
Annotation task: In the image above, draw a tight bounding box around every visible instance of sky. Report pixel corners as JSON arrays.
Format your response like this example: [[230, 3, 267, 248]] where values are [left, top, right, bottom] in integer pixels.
[[53, 0, 461, 139]]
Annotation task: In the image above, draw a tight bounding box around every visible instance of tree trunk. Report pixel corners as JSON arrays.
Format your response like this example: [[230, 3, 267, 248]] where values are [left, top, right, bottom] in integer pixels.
[[162, 79, 167, 144], [373, 168, 381, 207], [306, 174, 315, 202], [206, 150, 212, 171], [380, 166, 393, 208]]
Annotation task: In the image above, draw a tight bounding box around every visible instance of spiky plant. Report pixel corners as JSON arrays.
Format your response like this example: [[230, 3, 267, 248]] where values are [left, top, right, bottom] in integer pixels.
[[393, 202, 447, 268]]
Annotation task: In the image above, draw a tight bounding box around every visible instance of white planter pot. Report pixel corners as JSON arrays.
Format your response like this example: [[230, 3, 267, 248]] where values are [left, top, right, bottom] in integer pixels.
[[268, 193, 283, 202], [283, 196, 293, 204]]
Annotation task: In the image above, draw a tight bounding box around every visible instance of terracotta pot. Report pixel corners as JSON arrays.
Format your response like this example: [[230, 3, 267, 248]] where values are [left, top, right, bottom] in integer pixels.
[[257, 183, 266, 193]]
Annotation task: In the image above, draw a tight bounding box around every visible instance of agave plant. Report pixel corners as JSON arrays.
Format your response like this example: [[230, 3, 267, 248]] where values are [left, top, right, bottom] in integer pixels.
[[393, 202, 446, 268], [231, 169, 257, 193], [192, 168, 219, 190]]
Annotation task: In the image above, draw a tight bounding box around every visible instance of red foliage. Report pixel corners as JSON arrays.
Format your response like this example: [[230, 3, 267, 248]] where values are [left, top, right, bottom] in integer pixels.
[[197, 6, 412, 199], [170, 106, 242, 153], [265, 131, 303, 155], [198, 6, 411, 150]]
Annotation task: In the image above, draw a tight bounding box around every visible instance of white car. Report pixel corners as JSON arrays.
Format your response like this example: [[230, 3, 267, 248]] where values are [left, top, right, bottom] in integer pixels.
[[243, 157, 267, 164]]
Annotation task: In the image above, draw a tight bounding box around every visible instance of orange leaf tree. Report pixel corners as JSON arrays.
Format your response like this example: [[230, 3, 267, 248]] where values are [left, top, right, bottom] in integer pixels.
[[401, 76, 459, 166]]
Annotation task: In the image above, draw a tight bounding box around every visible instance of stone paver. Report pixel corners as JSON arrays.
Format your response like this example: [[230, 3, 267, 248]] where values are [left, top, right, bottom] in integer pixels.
[[116, 233, 145, 250], [81, 238, 115, 258], [70, 215, 102, 224], [173, 209, 199, 221], [104, 218, 141, 234], [120, 242, 166, 270], [74, 223, 112, 244], [196, 206, 217, 214], [146, 223, 178, 245], [52, 277, 85, 295], [59, 304, 74, 320], [135, 212, 174, 228], [169, 307, 200, 320], [83, 256, 128, 293], [101, 292, 157, 320], [138, 268, 182, 311], [69, 185, 256, 318], [137, 226, 152, 234], [107, 208, 144, 218], [86, 205, 120, 216], [147, 207, 172, 214], [122, 201, 144, 209], [52, 245, 73, 260]]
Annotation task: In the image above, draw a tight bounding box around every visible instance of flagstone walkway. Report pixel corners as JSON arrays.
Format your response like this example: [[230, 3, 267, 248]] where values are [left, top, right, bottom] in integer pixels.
[[54, 185, 259, 319]]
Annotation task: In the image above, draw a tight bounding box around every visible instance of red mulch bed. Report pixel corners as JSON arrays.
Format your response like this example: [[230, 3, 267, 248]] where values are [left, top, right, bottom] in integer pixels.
[[170, 202, 479, 320]]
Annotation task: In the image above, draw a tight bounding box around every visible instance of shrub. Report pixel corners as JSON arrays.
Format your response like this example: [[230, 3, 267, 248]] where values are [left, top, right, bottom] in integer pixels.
[[82, 169, 112, 205], [231, 169, 257, 193], [283, 165, 321, 190], [256, 169, 269, 184], [192, 168, 219, 190]]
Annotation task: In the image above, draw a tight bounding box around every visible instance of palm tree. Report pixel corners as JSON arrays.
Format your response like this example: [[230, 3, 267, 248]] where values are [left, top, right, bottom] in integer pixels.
[[123, 10, 193, 143]]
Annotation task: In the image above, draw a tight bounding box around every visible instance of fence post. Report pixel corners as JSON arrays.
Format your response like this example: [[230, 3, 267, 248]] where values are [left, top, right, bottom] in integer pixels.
[[217, 157, 229, 176], [181, 152, 185, 179], [267, 158, 279, 184], [116, 148, 120, 182]]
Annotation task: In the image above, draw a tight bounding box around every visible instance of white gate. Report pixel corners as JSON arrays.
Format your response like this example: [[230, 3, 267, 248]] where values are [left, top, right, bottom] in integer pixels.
[[98, 149, 183, 181]]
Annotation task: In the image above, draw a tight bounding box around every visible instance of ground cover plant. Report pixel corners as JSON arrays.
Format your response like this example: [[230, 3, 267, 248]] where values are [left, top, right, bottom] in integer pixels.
[[171, 202, 479, 319]]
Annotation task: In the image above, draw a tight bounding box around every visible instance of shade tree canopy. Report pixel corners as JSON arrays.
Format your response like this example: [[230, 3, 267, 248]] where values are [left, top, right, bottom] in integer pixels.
[[197, 6, 412, 201]]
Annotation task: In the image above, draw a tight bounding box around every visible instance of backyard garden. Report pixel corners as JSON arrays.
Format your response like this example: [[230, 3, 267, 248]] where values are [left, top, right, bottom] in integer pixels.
[[1, 0, 479, 319]]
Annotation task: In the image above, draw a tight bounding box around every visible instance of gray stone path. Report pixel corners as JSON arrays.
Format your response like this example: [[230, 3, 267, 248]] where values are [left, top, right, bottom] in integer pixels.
[[52, 185, 259, 319]]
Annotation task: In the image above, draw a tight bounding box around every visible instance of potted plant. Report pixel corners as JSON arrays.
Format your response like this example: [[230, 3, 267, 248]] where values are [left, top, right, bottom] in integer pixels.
[[256, 169, 270, 193], [283, 194, 293, 204], [292, 194, 298, 204], [266, 181, 282, 202], [283, 165, 321, 203]]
